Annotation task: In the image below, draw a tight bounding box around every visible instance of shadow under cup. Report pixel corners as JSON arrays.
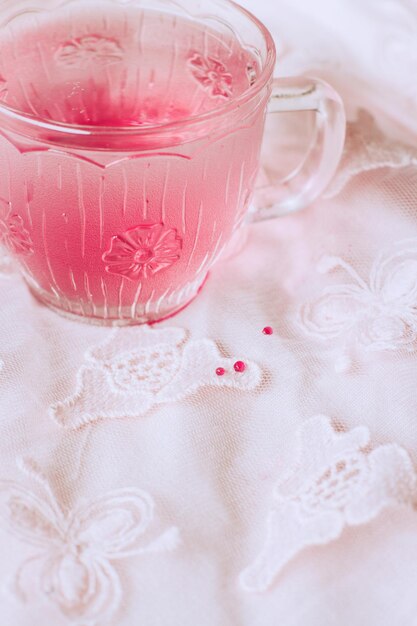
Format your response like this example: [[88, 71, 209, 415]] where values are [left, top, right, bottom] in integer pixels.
[[0, 0, 275, 325]]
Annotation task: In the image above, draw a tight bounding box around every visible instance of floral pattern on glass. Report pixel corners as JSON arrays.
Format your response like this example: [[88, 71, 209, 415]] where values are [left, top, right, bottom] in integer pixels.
[[0, 200, 33, 256], [0, 458, 179, 625], [55, 35, 124, 67], [50, 326, 262, 429], [299, 239, 417, 372], [240, 415, 416, 593], [102, 223, 182, 281], [187, 53, 233, 99]]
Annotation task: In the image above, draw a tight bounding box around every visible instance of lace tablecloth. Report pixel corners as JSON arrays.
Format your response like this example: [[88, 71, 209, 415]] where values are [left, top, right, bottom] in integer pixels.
[[1, 1, 417, 624]]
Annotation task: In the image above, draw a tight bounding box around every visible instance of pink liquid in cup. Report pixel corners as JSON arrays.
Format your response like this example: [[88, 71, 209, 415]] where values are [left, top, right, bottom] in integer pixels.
[[0, 2, 267, 323]]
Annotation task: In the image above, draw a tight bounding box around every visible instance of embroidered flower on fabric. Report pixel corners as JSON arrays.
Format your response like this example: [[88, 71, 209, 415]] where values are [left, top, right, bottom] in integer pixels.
[[103, 223, 182, 280], [325, 110, 417, 199], [55, 35, 124, 67], [187, 53, 233, 99], [299, 239, 417, 372], [240, 415, 416, 593], [50, 326, 261, 429], [0, 458, 179, 625], [0, 200, 33, 256]]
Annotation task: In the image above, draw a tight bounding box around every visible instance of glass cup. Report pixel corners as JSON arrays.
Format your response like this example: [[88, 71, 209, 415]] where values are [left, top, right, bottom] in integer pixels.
[[0, 0, 345, 325]]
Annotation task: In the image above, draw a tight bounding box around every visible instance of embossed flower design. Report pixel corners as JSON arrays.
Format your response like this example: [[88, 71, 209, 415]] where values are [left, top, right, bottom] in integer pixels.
[[240, 416, 416, 592], [55, 35, 124, 67], [50, 326, 261, 429], [299, 239, 417, 371], [0, 200, 33, 256], [0, 459, 179, 624], [188, 53, 233, 98], [103, 223, 182, 280]]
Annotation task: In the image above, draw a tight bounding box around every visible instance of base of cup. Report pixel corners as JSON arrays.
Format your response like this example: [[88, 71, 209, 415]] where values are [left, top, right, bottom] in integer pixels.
[[27, 275, 208, 327]]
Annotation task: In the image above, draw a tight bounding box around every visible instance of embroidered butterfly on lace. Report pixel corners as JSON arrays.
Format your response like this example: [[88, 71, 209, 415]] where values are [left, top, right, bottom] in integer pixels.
[[299, 239, 417, 371], [0, 459, 179, 625]]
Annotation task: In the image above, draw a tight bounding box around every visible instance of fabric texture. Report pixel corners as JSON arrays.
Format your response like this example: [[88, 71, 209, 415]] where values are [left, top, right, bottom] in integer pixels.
[[2, 0, 417, 624]]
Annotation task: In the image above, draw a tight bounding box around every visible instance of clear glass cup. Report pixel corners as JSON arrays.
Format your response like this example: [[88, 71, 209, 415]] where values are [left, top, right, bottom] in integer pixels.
[[0, 0, 345, 325]]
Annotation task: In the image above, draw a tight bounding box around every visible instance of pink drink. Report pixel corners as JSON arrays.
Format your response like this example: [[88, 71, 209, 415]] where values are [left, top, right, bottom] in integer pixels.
[[0, 3, 268, 323]]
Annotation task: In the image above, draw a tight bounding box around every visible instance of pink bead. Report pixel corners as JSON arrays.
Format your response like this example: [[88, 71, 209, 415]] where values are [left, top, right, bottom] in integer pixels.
[[234, 361, 246, 373], [263, 326, 274, 335], [216, 367, 226, 377]]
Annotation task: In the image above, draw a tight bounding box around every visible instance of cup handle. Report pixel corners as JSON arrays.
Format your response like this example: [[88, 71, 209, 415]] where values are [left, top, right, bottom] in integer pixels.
[[249, 76, 346, 222]]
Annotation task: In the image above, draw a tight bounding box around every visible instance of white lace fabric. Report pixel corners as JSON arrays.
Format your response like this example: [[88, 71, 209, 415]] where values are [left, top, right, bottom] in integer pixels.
[[2, 1, 417, 625], [240, 416, 416, 593], [50, 326, 261, 428]]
